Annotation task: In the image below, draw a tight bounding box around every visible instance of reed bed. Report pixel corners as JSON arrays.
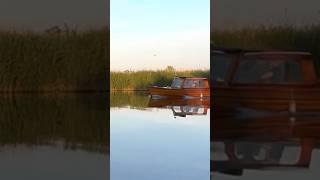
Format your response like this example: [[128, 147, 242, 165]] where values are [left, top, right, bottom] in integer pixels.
[[0, 28, 108, 92], [110, 67, 209, 91], [212, 25, 320, 72]]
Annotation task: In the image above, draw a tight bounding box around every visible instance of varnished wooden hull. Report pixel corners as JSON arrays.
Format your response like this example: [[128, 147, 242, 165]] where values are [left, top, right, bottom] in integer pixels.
[[213, 86, 320, 112], [212, 113, 320, 140], [149, 86, 210, 98]]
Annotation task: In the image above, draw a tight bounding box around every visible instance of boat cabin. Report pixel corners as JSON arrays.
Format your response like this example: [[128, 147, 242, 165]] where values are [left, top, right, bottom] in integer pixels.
[[211, 47, 320, 111], [171, 77, 209, 89], [149, 76, 210, 98], [212, 48, 319, 86]]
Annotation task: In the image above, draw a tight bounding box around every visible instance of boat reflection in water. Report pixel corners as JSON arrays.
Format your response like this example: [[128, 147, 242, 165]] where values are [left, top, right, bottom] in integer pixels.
[[212, 108, 320, 178], [148, 97, 210, 118], [170, 105, 208, 117]]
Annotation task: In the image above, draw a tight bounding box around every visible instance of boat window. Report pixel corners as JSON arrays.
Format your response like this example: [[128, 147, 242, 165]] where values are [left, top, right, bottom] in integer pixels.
[[183, 79, 202, 88], [234, 142, 285, 163], [199, 80, 205, 88], [212, 142, 229, 161], [172, 106, 182, 112], [171, 78, 183, 88], [233, 57, 304, 84], [212, 54, 232, 82], [182, 106, 203, 113], [286, 60, 304, 82], [279, 146, 301, 165]]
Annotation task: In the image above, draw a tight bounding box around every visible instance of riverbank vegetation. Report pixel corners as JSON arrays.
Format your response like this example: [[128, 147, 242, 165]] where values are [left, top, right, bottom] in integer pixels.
[[110, 66, 209, 91], [0, 28, 108, 92]]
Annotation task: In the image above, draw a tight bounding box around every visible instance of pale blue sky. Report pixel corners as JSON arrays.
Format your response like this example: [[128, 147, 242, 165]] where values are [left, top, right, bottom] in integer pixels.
[[111, 0, 210, 71]]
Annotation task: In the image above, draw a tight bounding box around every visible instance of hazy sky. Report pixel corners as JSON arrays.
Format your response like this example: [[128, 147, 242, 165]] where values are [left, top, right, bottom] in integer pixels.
[[0, 0, 108, 31], [213, 0, 320, 30], [111, 0, 210, 71]]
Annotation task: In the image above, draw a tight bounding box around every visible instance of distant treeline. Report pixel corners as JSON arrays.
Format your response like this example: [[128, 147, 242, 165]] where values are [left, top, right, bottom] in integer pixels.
[[0, 28, 108, 92], [110, 66, 209, 91], [212, 25, 320, 72]]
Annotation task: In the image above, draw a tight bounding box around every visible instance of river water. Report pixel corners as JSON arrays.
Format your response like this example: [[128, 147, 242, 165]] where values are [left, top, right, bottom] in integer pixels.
[[0, 94, 108, 180], [110, 92, 210, 180]]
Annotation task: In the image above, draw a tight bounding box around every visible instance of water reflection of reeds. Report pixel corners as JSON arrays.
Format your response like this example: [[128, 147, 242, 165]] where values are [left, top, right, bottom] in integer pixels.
[[110, 92, 149, 109], [0, 94, 108, 154]]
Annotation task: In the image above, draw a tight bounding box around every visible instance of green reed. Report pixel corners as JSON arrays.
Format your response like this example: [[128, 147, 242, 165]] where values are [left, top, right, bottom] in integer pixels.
[[110, 67, 209, 91], [0, 28, 108, 92]]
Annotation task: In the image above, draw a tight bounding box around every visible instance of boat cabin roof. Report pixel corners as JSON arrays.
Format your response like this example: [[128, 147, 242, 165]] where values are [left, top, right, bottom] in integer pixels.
[[212, 45, 311, 51], [212, 47, 319, 85], [243, 51, 313, 59], [212, 46, 312, 57]]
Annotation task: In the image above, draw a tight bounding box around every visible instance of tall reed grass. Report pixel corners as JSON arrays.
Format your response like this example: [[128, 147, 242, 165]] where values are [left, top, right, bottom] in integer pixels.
[[0, 28, 108, 92], [110, 67, 209, 91]]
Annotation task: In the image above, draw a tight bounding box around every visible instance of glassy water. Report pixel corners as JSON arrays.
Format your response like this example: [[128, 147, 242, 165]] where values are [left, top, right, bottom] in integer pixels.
[[0, 94, 108, 179], [110, 92, 210, 180]]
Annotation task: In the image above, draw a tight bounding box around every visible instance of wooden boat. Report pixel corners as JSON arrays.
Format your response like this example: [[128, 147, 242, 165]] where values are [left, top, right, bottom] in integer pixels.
[[149, 76, 210, 98], [212, 47, 320, 112]]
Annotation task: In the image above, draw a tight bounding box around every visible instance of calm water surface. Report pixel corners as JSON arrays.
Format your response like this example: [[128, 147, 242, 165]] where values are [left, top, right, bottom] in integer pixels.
[[0, 94, 108, 179], [110, 93, 210, 180]]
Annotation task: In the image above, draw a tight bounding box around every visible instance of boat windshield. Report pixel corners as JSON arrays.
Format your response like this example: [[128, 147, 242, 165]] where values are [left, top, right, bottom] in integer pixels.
[[212, 54, 232, 82], [171, 77, 183, 88], [183, 79, 205, 88], [233, 57, 304, 84]]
